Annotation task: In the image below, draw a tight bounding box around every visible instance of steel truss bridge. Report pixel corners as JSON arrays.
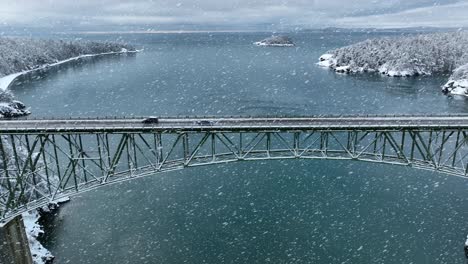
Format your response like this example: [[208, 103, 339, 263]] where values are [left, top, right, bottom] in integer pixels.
[[2, 115, 468, 222]]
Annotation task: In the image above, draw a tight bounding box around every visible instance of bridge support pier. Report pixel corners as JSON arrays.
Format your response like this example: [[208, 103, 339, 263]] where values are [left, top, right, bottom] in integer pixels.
[[1, 215, 33, 264]]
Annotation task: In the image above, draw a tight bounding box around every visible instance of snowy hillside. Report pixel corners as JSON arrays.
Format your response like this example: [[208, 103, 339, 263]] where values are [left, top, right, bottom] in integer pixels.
[[0, 38, 133, 78], [318, 32, 468, 95], [0, 37, 135, 118]]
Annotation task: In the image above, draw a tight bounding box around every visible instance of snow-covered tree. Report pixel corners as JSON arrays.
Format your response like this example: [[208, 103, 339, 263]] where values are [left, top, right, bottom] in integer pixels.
[[318, 32, 468, 95]]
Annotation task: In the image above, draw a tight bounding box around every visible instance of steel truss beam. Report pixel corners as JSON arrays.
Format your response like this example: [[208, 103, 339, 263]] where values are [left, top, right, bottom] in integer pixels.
[[1, 127, 468, 222]]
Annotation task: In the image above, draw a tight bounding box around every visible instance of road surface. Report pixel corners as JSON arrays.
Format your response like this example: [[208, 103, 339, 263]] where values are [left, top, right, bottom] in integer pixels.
[[1, 116, 468, 133]]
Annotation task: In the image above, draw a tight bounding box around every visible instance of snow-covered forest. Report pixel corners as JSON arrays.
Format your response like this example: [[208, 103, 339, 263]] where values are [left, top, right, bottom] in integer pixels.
[[0, 38, 133, 77], [0, 37, 134, 118], [319, 32, 468, 95]]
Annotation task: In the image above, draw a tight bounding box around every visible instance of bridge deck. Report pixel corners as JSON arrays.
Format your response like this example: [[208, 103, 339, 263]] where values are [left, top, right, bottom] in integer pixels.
[[1, 116, 468, 132]]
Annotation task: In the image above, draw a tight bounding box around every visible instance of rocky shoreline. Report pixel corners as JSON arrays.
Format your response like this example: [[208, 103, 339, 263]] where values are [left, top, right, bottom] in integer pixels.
[[318, 32, 468, 95], [442, 64, 468, 95], [23, 198, 70, 264]]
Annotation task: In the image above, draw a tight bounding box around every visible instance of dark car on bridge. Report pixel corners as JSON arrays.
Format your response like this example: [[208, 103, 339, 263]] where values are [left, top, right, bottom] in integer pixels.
[[142, 117, 159, 124], [196, 120, 214, 126]]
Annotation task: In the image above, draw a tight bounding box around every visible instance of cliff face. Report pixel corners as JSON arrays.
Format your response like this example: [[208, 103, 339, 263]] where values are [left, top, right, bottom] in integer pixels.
[[0, 37, 135, 118]]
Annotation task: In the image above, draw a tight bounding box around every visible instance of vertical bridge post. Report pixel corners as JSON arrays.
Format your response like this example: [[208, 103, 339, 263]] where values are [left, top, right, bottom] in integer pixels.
[[1, 215, 33, 264]]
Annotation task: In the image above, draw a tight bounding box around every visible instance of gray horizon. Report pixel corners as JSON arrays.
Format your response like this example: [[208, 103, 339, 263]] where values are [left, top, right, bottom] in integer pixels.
[[0, 0, 467, 31]]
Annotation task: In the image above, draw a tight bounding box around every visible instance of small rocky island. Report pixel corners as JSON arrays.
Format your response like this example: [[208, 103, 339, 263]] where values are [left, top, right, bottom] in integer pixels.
[[254, 36, 295, 47], [0, 37, 135, 118]]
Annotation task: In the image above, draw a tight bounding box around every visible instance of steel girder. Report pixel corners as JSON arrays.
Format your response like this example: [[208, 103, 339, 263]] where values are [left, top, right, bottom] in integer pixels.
[[1, 128, 468, 222]]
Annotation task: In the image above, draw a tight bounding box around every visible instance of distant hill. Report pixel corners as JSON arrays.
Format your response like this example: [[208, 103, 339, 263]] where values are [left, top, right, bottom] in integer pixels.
[[301, 27, 466, 33]]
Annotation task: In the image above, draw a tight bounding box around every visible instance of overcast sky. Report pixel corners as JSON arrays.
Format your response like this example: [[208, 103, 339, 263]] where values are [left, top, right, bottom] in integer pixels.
[[0, 0, 467, 31]]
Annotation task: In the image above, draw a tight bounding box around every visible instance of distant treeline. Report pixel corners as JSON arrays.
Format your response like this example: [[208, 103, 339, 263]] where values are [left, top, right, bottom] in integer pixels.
[[0, 37, 134, 77], [319, 32, 468, 95], [322, 32, 468, 76]]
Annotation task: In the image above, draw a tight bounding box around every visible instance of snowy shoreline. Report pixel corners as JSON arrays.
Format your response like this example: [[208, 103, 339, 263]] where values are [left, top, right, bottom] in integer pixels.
[[319, 52, 468, 95], [318, 53, 431, 77], [442, 64, 468, 96], [0, 49, 138, 91], [22, 197, 70, 264], [254, 42, 295, 47], [318, 32, 468, 96]]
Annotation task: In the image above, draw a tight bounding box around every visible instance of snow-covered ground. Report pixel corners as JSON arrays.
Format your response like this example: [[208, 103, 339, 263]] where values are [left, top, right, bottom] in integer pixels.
[[318, 32, 468, 95]]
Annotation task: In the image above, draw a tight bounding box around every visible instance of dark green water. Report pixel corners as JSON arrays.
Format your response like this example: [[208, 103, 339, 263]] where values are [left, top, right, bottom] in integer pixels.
[[8, 32, 468, 263]]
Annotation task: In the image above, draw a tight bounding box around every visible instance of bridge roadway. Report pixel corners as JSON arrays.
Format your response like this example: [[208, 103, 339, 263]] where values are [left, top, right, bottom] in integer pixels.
[[1, 115, 468, 132]]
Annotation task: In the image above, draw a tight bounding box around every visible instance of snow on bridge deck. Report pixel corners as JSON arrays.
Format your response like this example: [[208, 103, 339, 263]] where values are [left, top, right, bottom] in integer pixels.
[[1, 115, 468, 133]]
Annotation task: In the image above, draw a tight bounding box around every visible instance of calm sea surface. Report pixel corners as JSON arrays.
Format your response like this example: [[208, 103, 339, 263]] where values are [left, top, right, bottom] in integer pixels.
[[7, 32, 468, 263]]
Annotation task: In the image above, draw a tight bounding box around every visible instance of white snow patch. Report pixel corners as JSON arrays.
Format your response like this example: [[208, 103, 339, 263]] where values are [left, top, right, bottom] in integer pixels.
[[0, 72, 24, 91], [318, 54, 336, 68], [335, 65, 351, 73], [385, 69, 412, 77], [443, 64, 468, 96], [253, 42, 294, 47], [448, 85, 468, 95]]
